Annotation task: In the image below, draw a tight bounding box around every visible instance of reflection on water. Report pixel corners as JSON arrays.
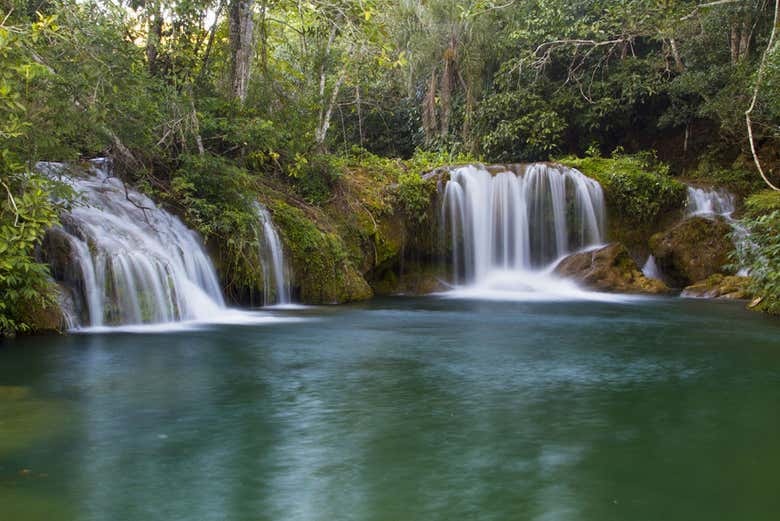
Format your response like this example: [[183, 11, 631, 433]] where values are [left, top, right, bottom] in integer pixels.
[[1, 297, 780, 521]]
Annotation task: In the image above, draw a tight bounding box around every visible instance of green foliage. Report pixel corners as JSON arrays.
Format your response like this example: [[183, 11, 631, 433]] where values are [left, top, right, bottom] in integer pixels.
[[736, 211, 780, 314], [286, 153, 342, 205], [475, 88, 566, 161], [745, 190, 780, 218], [395, 172, 437, 225], [560, 151, 687, 225], [0, 172, 70, 335], [689, 155, 764, 197]]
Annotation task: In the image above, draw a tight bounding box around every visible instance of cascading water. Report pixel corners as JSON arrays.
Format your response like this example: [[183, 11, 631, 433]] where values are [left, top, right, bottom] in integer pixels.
[[442, 164, 606, 286], [40, 160, 227, 328], [685, 186, 736, 217], [254, 202, 291, 305]]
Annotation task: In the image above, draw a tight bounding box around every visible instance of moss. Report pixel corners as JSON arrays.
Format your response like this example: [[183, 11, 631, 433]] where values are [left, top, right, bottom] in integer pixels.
[[682, 274, 753, 300], [266, 200, 372, 304], [649, 216, 733, 286]]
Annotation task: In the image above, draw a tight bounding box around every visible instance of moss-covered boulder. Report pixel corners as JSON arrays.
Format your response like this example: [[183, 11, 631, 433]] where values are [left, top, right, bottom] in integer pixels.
[[267, 200, 372, 304], [649, 216, 733, 287], [553, 243, 672, 294], [682, 274, 752, 300]]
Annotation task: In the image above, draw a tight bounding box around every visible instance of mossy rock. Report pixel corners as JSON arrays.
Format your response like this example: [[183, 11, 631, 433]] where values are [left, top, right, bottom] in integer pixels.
[[553, 243, 673, 294], [649, 216, 733, 287], [682, 274, 753, 300], [266, 200, 372, 304], [370, 263, 449, 295]]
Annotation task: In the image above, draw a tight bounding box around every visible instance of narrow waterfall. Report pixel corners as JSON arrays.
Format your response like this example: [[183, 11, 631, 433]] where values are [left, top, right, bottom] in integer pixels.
[[642, 255, 662, 280], [254, 203, 291, 305], [685, 186, 735, 217], [442, 164, 606, 284], [41, 160, 226, 327]]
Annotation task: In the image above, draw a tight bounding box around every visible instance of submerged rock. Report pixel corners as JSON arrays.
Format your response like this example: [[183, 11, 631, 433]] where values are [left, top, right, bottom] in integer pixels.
[[649, 216, 733, 287], [554, 243, 672, 294], [682, 274, 753, 300]]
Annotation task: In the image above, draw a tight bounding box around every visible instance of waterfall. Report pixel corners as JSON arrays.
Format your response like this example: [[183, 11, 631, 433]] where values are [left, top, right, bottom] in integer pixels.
[[685, 186, 735, 217], [40, 160, 226, 328], [442, 164, 606, 284], [254, 203, 290, 305], [642, 255, 662, 280]]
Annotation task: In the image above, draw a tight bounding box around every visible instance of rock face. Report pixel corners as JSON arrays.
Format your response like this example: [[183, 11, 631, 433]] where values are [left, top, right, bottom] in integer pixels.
[[649, 216, 733, 287], [682, 274, 752, 300], [553, 243, 672, 294]]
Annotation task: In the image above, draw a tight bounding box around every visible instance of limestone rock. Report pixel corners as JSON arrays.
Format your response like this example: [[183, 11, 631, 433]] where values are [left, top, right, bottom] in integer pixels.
[[554, 243, 672, 294], [682, 274, 752, 300], [649, 216, 733, 287]]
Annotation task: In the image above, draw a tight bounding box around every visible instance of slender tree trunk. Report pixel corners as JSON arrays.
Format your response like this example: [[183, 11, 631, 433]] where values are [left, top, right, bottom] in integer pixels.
[[745, 0, 780, 191], [422, 67, 438, 143], [730, 22, 740, 64], [669, 38, 684, 71], [198, 0, 225, 84], [355, 85, 363, 146], [439, 35, 457, 138], [146, 2, 163, 76], [229, 0, 255, 102], [315, 68, 346, 150], [739, 16, 751, 59]]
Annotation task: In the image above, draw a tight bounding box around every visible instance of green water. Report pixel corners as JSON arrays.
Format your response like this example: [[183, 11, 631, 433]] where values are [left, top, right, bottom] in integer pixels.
[[1, 296, 780, 520]]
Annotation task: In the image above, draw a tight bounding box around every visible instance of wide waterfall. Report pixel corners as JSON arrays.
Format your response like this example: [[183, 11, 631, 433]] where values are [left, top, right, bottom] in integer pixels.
[[442, 164, 606, 286], [41, 160, 227, 328], [254, 203, 291, 305], [685, 186, 735, 217]]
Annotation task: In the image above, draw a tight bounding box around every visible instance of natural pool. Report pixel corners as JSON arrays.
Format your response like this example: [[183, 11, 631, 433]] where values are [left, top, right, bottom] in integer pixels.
[[1, 296, 779, 521]]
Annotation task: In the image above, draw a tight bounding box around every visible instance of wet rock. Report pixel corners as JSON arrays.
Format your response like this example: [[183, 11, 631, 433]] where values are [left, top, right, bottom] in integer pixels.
[[649, 216, 733, 287], [682, 274, 752, 300], [554, 243, 672, 294]]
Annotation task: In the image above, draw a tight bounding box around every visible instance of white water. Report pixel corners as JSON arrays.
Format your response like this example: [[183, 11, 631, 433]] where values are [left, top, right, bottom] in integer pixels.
[[685, 186, 735, 218], [254, 202, 291, 305], [441, 164, 611, 300], [642, 255, 662, 280], [40, 160, 292, 329]]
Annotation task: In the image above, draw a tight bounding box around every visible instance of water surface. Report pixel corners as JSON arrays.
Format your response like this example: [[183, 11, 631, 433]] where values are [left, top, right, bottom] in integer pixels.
[[2, 296, 779, 520]]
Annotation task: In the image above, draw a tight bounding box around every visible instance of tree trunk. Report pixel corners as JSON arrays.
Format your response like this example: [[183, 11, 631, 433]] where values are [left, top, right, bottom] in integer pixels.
[[669, 38, 684, 72], [439, 35, 457, 138], [738, 16, 751, 60], [422, 67, 438, 143], [146, 3, 163, 76], [229, 0, 255, 103], [730, 22, 740, 64]]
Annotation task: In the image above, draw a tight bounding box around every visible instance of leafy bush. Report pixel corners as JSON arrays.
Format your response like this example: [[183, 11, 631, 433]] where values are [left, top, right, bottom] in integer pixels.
[[394, 172, 437, 225], [560, 151, 687, 226], [475, 89, 566, 162], [0, 172, 71, 335], [736, 211, 780, 314], [744, 190, 780, 218]]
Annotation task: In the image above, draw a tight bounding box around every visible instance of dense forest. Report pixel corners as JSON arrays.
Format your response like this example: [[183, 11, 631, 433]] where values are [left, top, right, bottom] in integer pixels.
[[1, 0, 780, 334]]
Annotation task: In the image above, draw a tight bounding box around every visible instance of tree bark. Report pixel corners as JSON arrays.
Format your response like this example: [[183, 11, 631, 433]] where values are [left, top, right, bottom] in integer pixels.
[[229, 0, 255, 103]]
